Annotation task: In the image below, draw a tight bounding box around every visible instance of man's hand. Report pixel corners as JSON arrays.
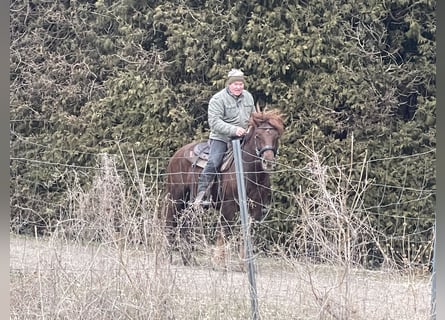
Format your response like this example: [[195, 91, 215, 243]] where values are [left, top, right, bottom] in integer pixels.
[[235, 127, 246, 137]]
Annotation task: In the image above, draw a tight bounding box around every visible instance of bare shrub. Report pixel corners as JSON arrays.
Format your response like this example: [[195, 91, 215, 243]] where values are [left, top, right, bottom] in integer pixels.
[[9, 148, 433, 319], [10, 232, 432, 320], [279, 137, 431, 319], [55, 153, 166, 251], [289, 141, 379, 268]]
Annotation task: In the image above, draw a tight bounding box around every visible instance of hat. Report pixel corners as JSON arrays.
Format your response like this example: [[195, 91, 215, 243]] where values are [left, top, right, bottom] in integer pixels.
[[226, 69, 245, 85]]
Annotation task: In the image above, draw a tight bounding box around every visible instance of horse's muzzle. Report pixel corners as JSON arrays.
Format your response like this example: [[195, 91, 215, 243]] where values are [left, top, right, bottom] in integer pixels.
[[261, 150, 277, 171]]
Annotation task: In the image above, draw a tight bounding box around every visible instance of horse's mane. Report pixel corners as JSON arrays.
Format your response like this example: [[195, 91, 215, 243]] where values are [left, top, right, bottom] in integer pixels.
[[248, 109, 285, 135]]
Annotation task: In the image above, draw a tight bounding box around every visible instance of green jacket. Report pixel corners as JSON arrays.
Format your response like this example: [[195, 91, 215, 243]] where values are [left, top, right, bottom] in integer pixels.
[[208, 88, 255, 143]]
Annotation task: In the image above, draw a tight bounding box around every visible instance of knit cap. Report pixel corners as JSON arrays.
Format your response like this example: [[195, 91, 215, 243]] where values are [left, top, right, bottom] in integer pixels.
[[226, 69, 245, 85]]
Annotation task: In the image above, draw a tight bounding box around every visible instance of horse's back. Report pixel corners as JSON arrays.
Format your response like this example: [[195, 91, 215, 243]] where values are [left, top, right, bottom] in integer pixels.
[[166, 141, 202, 192], [167, 142, 198, 164]]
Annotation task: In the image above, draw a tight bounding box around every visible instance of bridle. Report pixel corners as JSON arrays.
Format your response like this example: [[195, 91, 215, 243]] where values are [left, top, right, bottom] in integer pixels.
[[254, 125, 279, 158]]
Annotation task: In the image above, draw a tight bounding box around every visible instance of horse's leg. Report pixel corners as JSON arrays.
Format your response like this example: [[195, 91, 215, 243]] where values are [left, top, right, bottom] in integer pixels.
[[163, 193, 179, 263], [171, 170, 202, 266], [238, 237, 246, 272], [178, 205, 198, 266], [167, 185, 199, 266], [237, 201, 263, 272], [164, 185, 192, 264], [213, 218, 229, 270], [213, 200, 237, 270]]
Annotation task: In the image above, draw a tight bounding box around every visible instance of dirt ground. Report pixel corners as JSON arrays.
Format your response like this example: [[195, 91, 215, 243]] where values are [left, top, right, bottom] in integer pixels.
[[10, 233, 433, 320]]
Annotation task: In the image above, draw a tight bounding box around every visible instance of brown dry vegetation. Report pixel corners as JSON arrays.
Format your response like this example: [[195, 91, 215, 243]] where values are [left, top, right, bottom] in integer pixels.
[[10, 231, 431, 320], [10, 151, 434, 320]]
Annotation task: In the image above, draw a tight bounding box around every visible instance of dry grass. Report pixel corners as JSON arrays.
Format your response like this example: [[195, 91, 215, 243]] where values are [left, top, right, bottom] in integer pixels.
[[10, 151, 434, 319], [10, 232, 432, 320]]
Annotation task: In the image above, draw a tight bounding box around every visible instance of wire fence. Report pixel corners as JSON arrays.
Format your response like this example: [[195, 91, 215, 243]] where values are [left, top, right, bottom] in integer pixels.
[[10, 137, 436, 266], [10, 136, 436, 319]]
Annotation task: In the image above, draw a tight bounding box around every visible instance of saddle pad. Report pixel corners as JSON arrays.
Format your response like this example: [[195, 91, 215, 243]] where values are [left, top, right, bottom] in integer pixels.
[[186, 141, 233, 171], [193, 142, 210, 160]]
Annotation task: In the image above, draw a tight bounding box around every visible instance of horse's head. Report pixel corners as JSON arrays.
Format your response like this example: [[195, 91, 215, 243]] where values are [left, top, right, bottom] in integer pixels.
[[246, 109, 285, 172], [253, 125, 281, 171]]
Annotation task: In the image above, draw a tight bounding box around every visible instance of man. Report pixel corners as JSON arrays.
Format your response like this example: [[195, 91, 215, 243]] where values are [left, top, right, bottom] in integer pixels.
[[194, 68, 256, 205]]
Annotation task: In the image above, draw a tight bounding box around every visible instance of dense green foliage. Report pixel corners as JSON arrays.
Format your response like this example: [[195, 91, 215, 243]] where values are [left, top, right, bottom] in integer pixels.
[[10, 0, 435, 267]]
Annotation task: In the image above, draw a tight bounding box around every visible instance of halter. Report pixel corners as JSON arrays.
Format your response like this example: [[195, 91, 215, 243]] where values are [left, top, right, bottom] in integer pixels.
[[254, 124, 279, 157], [256, 143, 278, 157]]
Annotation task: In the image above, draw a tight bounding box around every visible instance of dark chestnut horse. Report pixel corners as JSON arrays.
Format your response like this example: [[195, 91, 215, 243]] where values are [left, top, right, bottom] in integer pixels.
[[164, 109, 285, 267]]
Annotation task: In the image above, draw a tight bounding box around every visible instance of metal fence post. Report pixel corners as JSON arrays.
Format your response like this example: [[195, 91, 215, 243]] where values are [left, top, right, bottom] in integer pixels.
[[232, 138, 259, 320], [431, 218, 436, 320]]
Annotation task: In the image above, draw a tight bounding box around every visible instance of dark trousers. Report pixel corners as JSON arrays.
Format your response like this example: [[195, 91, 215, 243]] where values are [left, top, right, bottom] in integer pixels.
[[197, 139, 228, 193]]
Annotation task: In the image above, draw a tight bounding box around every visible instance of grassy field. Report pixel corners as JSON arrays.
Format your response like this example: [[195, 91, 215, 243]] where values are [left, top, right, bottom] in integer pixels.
[[10, 232, 432, 320]]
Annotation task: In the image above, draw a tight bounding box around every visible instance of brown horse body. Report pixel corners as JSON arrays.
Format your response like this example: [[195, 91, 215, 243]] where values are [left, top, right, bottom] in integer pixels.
[[164, 110, 285, 267]]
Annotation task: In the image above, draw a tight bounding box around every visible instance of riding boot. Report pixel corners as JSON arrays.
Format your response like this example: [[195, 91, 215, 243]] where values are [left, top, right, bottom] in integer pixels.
[[194, 190, 207, 205], [194, 139, 227, 207], [194, 171, 215, 206], [194, 190, 212, 207]]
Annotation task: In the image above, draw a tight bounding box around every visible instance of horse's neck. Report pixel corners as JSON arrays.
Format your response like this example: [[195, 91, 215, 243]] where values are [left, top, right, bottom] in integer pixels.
[[240, 138, 263, 174]]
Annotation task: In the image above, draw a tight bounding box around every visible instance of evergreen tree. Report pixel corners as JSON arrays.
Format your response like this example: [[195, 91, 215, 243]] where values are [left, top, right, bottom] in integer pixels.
[[10, 0, 435, 267]]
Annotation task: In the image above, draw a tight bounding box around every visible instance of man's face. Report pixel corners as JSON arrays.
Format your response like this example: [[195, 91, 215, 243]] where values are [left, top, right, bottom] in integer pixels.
[[228, 81, 244, 96]]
